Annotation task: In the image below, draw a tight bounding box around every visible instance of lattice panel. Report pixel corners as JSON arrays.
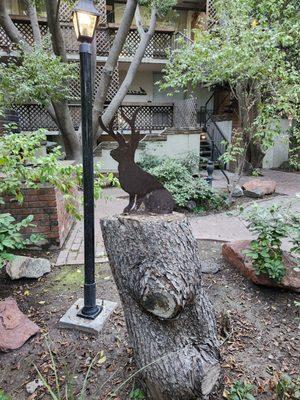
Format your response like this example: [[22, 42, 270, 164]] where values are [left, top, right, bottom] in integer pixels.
[[94, 66, 119, 101], [96, 29, 111, 56], [119, 105, 173, 132], [0, 26, 11, 51], [61, 24, 79, 53], [109, 29, 173, 59], [15, 105, 58, 131], [14, 104, 81, 131], [206, 0, 217, 29], [59, 0, 107, 24], [0, 21, 48, 51], [174, 98, 198, 128], [69, 106, 81, 129], [69, 63, 119, 102]]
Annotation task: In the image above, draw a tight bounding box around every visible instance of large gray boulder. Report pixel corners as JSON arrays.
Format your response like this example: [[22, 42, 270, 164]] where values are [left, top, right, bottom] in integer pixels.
[[6, 256, 51, 280]]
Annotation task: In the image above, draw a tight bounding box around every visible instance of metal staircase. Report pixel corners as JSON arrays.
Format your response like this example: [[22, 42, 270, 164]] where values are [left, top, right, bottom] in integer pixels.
[[198, 94, 230, 184]]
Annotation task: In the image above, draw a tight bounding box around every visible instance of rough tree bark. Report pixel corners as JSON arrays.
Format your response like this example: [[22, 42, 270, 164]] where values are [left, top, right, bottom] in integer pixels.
[[23, 0, 42, 47], [99, 6, 158, 132], [45, 0, 81, 161], [92, 0, 138, 137], [0, 2, 31, 52], [101, 213, 221, 400]]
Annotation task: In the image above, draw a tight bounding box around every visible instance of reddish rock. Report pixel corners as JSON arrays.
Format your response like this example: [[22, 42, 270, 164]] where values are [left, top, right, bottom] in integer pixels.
[[222, 240, 300, 292], [0, 298, 40, 352], [242, 179, 277, 195]]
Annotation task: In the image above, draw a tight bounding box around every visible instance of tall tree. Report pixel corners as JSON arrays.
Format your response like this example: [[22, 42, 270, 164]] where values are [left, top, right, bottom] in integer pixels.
[[162, 0, 300, 173], [0, 0, 176, 158]]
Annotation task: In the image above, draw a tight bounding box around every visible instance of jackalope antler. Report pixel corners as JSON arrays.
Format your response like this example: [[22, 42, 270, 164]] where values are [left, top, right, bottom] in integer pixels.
[[98, 109, 175, 215]]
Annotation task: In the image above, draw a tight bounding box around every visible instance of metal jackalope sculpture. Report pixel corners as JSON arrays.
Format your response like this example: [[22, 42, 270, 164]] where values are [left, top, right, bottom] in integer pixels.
[[99, 109, 175, 214]]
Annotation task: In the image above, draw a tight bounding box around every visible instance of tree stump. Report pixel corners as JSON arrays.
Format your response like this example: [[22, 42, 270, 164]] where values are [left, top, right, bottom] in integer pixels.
[[101, 213, 220, 400]]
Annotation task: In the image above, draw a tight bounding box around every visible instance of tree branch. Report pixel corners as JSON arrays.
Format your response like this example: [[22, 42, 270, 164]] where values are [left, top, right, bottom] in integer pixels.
[[0, 2, 31, 52], [22, 0, 42, 47], [99, 6, 158, 132], [135, 4, 146, 38], [92, 0, 138, 138], [45, 0, 67, 61]]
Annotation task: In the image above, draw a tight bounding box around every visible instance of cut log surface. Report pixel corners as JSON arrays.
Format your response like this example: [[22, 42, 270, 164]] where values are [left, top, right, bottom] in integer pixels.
[[101, 213, 220, 400]]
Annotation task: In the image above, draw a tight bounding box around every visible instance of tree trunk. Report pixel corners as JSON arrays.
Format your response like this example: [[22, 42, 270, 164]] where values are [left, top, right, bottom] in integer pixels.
[[99, 6, 157, 134], [92, 0, 138, 138], [45, 0, 81, 160], [101, 213, 220, 400], [0, 2, 31, 52], [52, 101, 81, 160], [23, 0, 42, 47]]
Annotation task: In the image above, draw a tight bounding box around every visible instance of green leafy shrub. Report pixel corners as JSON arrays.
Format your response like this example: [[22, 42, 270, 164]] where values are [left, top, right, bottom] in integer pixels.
[[225, 381, 256, 400], [242, 202, 300, 282], [0, 130, 118, 219], [0, 46, 77, 109], [0, 390, 11, 400], [0, 130, 118, 267], [0, 213, 42, 268], [147, 158, 226, 210], [129, 388, 145, 399], [138, 152, 162, 171], [274, 373, 300, 399]]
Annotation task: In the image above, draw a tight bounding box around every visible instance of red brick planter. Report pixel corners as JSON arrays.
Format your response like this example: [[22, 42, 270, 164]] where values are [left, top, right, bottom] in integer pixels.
[[1, 185, 75, 248]]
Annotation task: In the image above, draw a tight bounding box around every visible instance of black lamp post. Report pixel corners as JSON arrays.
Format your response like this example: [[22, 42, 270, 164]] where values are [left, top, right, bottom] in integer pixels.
[[73, 0, 102, 320]]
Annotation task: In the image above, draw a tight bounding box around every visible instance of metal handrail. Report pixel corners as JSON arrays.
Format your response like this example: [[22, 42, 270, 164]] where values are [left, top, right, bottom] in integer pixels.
[[201, 95, 230, 185], [205, 129, 230, 185]]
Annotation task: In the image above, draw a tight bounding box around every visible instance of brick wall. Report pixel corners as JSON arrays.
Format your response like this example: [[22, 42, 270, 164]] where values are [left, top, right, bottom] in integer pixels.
[[0, 185, 75, 248]]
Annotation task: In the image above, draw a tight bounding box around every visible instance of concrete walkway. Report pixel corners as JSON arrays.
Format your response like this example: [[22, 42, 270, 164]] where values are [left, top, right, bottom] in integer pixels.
[[56, 170, 300, 266]]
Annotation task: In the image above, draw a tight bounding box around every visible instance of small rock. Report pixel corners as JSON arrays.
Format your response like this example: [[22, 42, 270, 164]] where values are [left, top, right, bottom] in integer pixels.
[[222, 240, 300, 292], [26, 379, 43, 394], [244, 188, 265, 198], [0, 298, 40, 352], [242, 179, 277, 195], [202, 260, 220, 274], [186, 200, 197, 211], [6, 256, 51, 280], [231, 185, 244, 198]]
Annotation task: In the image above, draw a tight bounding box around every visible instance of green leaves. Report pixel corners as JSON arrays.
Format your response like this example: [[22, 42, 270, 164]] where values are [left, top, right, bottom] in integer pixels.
[[139, 152, 226, 210], [162, 0, 300, 165], [224, 381, 256, 400], [242, 202, 300, 282], [0, 390, 11, 400], [129, 388, 145, 399], [0, 213, 42, 268], [0, 46, 77, 110], [0, 130, 118, 222]]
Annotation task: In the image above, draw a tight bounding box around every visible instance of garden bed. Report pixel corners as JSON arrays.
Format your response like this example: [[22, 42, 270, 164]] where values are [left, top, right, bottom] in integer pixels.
[[0, 241, 299, 399], [0, 185, 75, 249]]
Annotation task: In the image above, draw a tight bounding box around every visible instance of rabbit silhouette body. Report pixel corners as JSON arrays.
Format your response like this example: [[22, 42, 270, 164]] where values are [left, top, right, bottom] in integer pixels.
[[100, 109, 175, 214]]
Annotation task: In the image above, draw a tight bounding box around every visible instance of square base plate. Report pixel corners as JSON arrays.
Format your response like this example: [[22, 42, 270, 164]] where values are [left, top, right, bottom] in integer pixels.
[[59, 298, 118, 334]]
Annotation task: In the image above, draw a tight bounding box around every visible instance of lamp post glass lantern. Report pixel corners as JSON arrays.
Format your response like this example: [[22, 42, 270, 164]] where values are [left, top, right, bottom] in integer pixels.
[[73, 0, 100, 42], [73, 0, 101, 320]]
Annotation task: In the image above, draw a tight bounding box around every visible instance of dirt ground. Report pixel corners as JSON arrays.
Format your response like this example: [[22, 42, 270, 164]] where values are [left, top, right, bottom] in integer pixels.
[[0, 241, 299, 400]]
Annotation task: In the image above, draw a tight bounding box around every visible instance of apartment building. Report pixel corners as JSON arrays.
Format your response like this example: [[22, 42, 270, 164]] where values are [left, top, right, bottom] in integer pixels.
[[1, 1, 288, 170]]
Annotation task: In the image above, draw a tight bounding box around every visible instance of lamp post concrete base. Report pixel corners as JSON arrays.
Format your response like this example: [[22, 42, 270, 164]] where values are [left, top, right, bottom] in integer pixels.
[[59, 298, 117, 334]]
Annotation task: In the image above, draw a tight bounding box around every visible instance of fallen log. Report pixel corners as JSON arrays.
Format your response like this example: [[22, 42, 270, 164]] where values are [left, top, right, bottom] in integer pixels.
[[101, 213, 220, 400]]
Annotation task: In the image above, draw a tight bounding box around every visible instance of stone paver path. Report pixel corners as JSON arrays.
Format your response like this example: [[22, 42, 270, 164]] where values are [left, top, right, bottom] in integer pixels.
[[56, 188, 127, 266], [56, 170, 300, 266]]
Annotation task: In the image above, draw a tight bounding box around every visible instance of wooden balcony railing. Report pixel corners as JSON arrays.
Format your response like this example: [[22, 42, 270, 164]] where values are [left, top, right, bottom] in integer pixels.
[[99, 26, 175, 59], [12, 102, 174, 133], [0, 18, 175, 59], [119, 103, 174, 132]]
